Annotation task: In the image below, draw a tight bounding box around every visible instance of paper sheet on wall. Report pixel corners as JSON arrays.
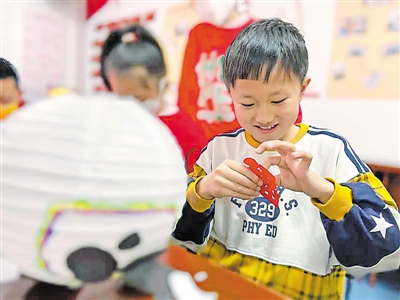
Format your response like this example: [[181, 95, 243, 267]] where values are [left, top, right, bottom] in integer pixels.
[[1, 4, 14, 59], [21, 9, 67, 102], [327, 0, 399, 99]]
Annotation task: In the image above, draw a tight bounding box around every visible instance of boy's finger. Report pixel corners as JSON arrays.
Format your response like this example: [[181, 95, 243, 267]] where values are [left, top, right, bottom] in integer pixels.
[[232, 193, 259, 201], [256, 140, 296, 155], [291, 151, 313, 168], [228, 161, 261, 185], [274, 174, 282, 187], [218, 168, 260, 192], [241, 166, 264, 185], [229, 189, 260, 200], [261, 155, 282, 169], [220, 180, 260, 199]]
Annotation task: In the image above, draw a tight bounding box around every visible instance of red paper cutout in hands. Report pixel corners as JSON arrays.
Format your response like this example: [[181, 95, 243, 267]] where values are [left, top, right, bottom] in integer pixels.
[[243, 157, 279, 207]]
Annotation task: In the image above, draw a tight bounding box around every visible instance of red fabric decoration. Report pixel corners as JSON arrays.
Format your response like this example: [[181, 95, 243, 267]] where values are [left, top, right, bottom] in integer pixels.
[[86, 0, 108, 20], [159, 111, 208, 174]]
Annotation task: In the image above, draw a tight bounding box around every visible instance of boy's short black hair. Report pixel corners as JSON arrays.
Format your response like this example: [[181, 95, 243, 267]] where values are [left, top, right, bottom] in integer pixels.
[[100, 23, 166, 91], [223, 18, 308, 89], [0, 58, 20, 88]]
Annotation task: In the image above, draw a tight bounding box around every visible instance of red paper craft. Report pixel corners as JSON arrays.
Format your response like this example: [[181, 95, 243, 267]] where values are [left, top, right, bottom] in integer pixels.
[[243, 157, 279, 207]]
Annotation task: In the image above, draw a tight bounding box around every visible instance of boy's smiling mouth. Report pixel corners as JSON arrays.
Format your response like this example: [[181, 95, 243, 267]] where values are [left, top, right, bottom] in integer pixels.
[[255, 124, 278, 133]]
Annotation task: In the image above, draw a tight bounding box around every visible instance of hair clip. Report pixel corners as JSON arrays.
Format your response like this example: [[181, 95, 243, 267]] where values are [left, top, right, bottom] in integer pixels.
[[121, 32, 138, 43]]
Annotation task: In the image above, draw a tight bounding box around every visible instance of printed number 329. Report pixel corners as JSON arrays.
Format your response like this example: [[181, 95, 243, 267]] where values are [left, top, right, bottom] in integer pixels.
[[249, 201, 275, 218]]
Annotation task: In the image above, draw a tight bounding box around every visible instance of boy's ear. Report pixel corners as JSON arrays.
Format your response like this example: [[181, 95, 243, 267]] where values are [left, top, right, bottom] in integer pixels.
[[300, 76, 311, 98], [219, 55, 225, 82]]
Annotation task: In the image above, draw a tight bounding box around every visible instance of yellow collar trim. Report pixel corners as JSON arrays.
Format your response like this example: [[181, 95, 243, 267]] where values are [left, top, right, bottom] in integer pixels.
[[245, 123, 309, 148]]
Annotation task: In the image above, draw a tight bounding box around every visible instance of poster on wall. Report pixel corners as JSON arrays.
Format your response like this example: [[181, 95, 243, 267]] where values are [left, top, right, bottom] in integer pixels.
[[327, 0, 399, 99], [21, 8, 68, 102], [1, 4, 14, 59]]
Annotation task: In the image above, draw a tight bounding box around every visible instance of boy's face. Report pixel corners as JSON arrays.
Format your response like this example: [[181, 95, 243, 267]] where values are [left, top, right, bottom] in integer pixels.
[[0, 77, 21, 105], [0, 77, 22, 119], [230, 66, 310, 143]]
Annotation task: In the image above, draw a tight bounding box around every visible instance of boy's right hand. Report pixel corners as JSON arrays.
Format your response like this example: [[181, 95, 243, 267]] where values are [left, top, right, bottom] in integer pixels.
[[196, 160, 262, 200]]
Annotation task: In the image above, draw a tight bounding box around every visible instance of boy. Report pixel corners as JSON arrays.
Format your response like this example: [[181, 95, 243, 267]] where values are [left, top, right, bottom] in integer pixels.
[[172, 19, 400, 299]]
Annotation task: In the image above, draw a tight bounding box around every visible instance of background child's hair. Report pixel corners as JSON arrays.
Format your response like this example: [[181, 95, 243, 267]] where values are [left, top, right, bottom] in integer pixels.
[[223, 18, 308, 89], [100, 23, 166, 91], [0, 57, 20, 88]]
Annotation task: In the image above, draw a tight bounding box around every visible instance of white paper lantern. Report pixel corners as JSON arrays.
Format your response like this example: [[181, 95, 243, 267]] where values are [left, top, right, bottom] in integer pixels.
[[0, 93, 187, 287]]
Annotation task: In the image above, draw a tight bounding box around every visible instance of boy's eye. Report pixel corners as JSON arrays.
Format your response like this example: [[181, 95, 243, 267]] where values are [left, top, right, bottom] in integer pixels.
[[271, 98, 287, 104], [241, 103, 254, 108]]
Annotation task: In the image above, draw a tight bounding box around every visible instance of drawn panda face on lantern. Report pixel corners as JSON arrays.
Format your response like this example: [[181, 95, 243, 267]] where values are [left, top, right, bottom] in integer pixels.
[[0, 93, 187, 287]]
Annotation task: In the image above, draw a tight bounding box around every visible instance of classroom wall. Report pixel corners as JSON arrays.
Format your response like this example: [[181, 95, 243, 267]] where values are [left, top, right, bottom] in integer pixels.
[[0, 0, 85, 102], [300, 1, 400, 167], [1, 0, 399, 166]]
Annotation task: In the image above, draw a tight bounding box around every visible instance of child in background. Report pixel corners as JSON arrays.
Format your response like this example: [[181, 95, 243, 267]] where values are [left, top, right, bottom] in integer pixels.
[[100, 24, 207, 173], [0, 58, 25, 120], [172, 18, 400, 300]]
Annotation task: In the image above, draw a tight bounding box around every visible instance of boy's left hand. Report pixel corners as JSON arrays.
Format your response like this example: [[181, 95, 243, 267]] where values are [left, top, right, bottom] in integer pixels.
[[255, 140, 334, 204]]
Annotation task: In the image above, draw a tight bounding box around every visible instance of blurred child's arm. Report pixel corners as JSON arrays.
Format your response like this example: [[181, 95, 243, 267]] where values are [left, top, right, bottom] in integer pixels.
[[171, 165, 215, 253], [312, 172, 400, 279]]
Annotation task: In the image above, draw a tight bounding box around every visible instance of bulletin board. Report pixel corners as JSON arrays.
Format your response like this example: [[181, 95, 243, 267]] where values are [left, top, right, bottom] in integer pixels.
[[327, 0, 400, 99]]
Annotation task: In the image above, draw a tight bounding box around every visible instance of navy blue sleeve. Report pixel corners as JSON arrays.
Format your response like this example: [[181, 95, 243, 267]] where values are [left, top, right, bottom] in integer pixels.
[[321, 181, 400, 278], [172, 201, 215, 247]]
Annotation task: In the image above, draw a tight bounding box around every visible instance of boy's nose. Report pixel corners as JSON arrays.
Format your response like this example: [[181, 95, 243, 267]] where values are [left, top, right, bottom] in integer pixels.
[[255, 106, 274, 124]]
